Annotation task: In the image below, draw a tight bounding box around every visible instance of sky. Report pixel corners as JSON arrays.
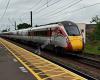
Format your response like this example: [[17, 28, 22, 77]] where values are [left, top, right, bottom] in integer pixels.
[[0, 0, 100, 31]]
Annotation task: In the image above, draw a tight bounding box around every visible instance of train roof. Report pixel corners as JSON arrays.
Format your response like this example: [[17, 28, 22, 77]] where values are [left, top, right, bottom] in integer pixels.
[[36, 21, 76, 27], [30, 21, 77, 30], [1, 21, 77, 34]]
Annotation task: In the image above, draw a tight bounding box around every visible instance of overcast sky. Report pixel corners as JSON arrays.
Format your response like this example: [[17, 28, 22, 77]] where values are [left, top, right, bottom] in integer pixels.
[[0, 0, 100, 31]]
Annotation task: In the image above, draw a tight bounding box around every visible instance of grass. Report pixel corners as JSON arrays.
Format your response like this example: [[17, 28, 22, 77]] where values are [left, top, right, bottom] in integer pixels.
[[84, 40, 100, 55]]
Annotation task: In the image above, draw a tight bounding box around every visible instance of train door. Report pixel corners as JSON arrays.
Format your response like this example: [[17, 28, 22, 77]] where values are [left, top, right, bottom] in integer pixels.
[[49, 28, 52, 43], [28, 29, 31, 41]]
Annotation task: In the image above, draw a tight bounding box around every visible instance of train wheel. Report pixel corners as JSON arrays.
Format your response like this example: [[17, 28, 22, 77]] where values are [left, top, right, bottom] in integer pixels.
[[54, 47, 64, 56], [40, 46, 44, 51], [77, 51, 84, 54]]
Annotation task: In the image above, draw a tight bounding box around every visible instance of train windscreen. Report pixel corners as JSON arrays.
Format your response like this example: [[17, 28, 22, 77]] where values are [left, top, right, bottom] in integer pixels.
[[61, 21, 80, 36], [65, 26, 80, 36]]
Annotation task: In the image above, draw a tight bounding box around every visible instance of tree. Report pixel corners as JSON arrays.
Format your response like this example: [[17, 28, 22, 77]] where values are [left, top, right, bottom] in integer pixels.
[[91, 15, 100, 23], [2, 29, 8, 32], [17, 23, 31, 30], [91, 15, 100, 40]]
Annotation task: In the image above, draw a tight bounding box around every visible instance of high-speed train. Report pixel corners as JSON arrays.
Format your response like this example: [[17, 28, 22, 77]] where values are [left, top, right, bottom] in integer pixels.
[[0, 21, 84, 52]]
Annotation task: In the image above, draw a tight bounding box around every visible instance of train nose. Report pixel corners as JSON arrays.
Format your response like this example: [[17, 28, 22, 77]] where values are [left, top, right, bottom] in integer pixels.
[[68, 36, 83, 51]]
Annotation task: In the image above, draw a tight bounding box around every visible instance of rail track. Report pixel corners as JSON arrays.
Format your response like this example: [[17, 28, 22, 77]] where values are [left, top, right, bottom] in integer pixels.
[[63, 53, 100, 69], [38, 52, 98, 80], [2, 38, 100, 80]]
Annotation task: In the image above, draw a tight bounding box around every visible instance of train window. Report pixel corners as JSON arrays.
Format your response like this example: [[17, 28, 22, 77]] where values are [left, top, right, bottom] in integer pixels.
[[16, 32, 17, 35], [65, 26, 80, 36], [28, 30, 31, 36], [33, 30, 48, 37], [29, 30, 34, 36]]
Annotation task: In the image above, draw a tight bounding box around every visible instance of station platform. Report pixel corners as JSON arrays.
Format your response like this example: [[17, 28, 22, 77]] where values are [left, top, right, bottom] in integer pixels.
[[0, 38, 86, 80], [0, 39, 37, 80]]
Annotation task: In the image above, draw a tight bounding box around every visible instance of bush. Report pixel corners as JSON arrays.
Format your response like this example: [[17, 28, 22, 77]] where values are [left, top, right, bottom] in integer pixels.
[[94, 22, 100, 40]]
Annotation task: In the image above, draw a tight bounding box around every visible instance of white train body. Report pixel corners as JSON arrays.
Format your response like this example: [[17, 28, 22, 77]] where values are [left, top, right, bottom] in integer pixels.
[[1, 21, 84, 51]]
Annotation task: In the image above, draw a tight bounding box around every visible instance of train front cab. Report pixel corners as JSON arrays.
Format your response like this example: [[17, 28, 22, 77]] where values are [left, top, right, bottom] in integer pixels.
[[68, 36, 84, 52], [62, 21, 84, 52]]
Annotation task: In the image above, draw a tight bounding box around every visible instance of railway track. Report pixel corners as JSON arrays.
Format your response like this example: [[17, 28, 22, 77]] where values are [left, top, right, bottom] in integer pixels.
[[63, 53, 100, 69], [2, 38, 100, 80], [34, 50, 100, 79], [38, 52, 98, 80]]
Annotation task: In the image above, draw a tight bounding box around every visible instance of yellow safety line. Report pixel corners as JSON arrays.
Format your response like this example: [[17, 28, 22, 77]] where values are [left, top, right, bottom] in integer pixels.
[[44, 73, 66, 80], [29, 59, 45, 62], [37, 68, 59, 74], [26, 64, 33, 67], [33, 62, 46, 65], [36, 64, 52, 68], [32, 68, 41, 70], [30, 52, 86, 79], [0, 38, 86, 80], [22, 61, 28, 63], [0, 40, 43, 80]]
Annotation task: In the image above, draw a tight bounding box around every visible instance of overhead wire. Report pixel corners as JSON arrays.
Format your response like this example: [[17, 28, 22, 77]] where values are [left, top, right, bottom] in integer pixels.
[[41, 0, 83, 18], [34, 0, 76, 17], [28, 0, 82, 25], [30, 0, 52, 13], [60, 2, 100, 20], [18, 0, 43, 20], [21, 0, 52, 15], [19, 0, 56, 25], [8, 18, 14, 26], [0, 0, 6, 26], [0, 0, 11, 20], [4, 0, 99, 27], [0, 0, 4, 8], [33, 0, 63, 15], [19, 0, 51, 22], [29, 0, 43, 10], [47, 2, 100, 21], [66, 2, 100, 13]]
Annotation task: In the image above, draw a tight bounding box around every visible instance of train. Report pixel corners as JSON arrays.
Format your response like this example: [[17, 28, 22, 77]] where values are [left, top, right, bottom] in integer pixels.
[[0, 21, 84, 53]]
